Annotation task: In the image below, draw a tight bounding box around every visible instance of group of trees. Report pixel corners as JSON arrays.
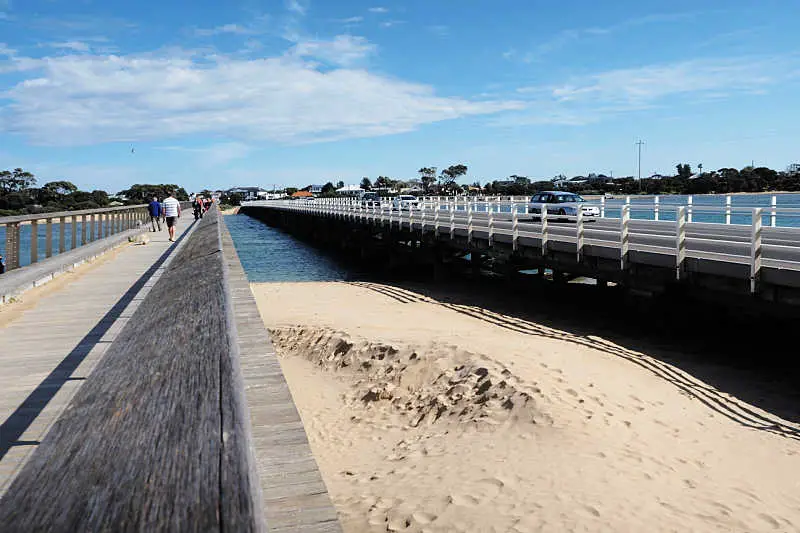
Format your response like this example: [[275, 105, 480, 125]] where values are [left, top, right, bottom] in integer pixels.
[[0, 168, 190, 216], [341, 163, 800, 198]]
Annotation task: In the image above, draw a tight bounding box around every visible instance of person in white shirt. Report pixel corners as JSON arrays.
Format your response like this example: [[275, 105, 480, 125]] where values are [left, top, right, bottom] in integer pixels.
[[162, 191, 181, 242]]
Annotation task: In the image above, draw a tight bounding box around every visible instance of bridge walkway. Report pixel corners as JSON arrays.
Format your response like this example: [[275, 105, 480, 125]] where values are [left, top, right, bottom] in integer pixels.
[[0, 212, 196, 495]]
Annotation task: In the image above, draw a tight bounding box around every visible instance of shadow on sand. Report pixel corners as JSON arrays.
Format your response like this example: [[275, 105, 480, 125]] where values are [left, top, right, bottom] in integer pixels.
[[348, 279, 800, 441]]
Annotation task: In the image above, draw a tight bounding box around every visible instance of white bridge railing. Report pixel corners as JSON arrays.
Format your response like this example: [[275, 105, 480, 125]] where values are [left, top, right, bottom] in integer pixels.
[[243, 198, 800, 293]]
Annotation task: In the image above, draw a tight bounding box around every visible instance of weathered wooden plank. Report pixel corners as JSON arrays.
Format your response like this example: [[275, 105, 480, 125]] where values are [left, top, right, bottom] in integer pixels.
[[0, 209, 266, 532]]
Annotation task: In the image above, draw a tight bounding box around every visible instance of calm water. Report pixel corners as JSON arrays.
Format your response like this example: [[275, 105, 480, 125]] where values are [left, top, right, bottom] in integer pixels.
[[223, 213, 356, 282], [0, 221, 97, 268]]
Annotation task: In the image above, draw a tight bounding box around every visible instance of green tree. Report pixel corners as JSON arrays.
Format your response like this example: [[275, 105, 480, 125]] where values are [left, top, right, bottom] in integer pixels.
[[322, 182, 336, 194], [440, 164, 468, 193], [336, 180, 345, 189], [676, 164, 693, 180], [0, 168, 37, 194], [360, 177, 372, 190], [418, 167, 438, 194]]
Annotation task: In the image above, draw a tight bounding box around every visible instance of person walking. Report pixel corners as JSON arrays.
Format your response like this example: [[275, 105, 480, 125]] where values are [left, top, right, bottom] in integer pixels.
[[163, 191, 181, 242], [193, 196, 204, 220], [148, 196, 162, 231], [0, 253, 5, 274]]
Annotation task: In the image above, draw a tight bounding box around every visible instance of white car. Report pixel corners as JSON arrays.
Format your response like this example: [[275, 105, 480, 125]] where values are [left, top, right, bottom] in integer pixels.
[[392, 195, 420, 210], [529, 192, 599, 219]]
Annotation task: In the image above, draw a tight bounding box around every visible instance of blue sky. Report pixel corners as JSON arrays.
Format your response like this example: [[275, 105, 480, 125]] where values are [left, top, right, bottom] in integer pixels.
[[0, 0, 799, 193]]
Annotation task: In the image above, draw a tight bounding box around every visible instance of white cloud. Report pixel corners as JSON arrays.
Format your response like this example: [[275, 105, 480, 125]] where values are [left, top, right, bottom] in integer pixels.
[[380, 20, 405, 28], [286, 0, 308, 16], [0, 48, 523, 146], [507, 56, 798, 126], [195, 23, 254, 37], [339, 16, 364, 24], [427, 25, 449, 37], [368, 7, 388, 13], [291, 34, 376, 66], [158, 142, 253, 165], [46, 41, 92, 52]]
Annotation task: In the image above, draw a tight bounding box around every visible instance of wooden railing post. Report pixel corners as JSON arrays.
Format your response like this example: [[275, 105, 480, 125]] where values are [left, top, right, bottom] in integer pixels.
[[59, 216, 66, 254], [467, 201, 473, 243], [449, 200, 455, 240], [600, 196, 606, 218], [434, 202, 440, 237], [620, 204, 630, 270], [488, 202, 495, 246], [751, 207, 763, 294], [71, 215, 78, 250], [654, 196, 660, 221], [676, 206, 686, 280], [81, 215, 87, 245], [46, 218, 53, 257], [5, 222, 21, 270], [687, 195, 693, 223], [30, 220, 39, 264], [90, 214, 96, 242]]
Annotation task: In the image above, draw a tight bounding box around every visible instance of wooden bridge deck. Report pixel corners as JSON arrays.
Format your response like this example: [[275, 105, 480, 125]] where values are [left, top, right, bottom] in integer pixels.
[[0, 213, 195, 495]]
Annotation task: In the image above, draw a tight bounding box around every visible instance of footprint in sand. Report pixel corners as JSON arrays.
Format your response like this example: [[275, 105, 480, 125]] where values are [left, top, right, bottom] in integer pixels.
[[758, 513, 782, 529], [412, 511, 437, 525], [449, 493, 480, 506]]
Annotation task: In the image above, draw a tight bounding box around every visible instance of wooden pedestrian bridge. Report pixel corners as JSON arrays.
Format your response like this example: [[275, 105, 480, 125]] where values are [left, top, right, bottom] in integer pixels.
[[0, 206, 341, 531]]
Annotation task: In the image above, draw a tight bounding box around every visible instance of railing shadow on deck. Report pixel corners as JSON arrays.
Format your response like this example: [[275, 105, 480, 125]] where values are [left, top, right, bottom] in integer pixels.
[[348, 279, 800, 440], [0, 219, 196, 460]]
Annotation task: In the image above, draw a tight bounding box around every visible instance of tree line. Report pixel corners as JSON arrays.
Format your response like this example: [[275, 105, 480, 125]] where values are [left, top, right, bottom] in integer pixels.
[[0, 168, 189, 216], [331, 163, 800, 197]]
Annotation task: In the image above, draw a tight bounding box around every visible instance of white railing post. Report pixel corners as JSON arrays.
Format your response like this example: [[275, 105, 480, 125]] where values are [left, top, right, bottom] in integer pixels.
[[687, 195, 693, 223], [600, 196, 606, 218], [467, 201, 473, 243], [751, 207, 763, 294], [654, 196, 660, 221], [512, 208, 519, 251], [449, 199, 455, 240], [409, 202, 414, 232], [620, 204, 630, 270], [488, 202, 495, 247], [676, 206, 686, 280], [725, 195, 732, 225], [434, 202, 440, 237], [576, 208, 584, 262], [770, 195, 777, 227], [421, 202, 426, 234], [540, 207, 548, 257]]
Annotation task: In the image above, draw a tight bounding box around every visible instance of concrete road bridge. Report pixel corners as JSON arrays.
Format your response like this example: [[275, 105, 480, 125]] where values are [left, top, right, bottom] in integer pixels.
[[241, 197, 800, 306]]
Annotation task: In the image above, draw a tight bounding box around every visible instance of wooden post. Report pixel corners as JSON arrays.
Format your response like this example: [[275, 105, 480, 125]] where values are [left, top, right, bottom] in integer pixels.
[[770, 195, 777, 227], [540, 207, 548, 257], [751, 207, 763, 294], [421, 202, 427, 234], [71, 215, 78, 250], [600, 196, 606, 218], [90, 214, 96, 242], [620, 205, 630, 270], [725, 195, 732, 225], [654, 196, 660, 221], [676, 206, 686, 280], [687, 195, 693, 223], [81, 215, 87, 245], [59, 216, 66, 254], [512, 208, 519, 251], [46, 218, 53, 257], [434, 202, 440, 237], [576, 208, 584, 262], [30, 220, 38, 264], [5, 222, 20, 270]]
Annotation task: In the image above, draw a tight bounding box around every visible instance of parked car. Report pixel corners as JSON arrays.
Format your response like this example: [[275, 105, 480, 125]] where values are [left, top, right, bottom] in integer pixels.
[[528, 192, 599, 220], [361, 192, 383, 208], [392, 195, 420, 210]]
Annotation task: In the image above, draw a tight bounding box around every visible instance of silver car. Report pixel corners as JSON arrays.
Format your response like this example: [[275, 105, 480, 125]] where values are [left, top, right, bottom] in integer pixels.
[[392, 195, 420, 210], [529, 192, 599, 219]]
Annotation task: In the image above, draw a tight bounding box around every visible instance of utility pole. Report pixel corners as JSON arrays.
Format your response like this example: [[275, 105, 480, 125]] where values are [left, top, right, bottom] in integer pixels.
[[636, 139, 645, 193]]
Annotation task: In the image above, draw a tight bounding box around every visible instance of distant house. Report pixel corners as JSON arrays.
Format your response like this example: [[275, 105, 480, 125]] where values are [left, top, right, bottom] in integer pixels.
[[292, 190, 314, 198], [336, 185, 364, 196], [648, 174, 666, 180], [227, 187, 266, 201], [306, 184, 325, 195], [788, 163, 800, 175]]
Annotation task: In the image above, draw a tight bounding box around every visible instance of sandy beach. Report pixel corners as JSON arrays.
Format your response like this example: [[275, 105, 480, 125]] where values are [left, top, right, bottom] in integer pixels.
[[252, 281, 800, 533]]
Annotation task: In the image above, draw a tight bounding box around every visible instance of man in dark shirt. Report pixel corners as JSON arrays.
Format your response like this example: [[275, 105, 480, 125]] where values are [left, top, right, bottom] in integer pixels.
[[148, 196, 162, 231]]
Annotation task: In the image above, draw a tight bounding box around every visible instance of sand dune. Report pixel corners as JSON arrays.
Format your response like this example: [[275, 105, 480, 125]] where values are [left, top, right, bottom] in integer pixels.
[[253, 281, 800, 533]]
